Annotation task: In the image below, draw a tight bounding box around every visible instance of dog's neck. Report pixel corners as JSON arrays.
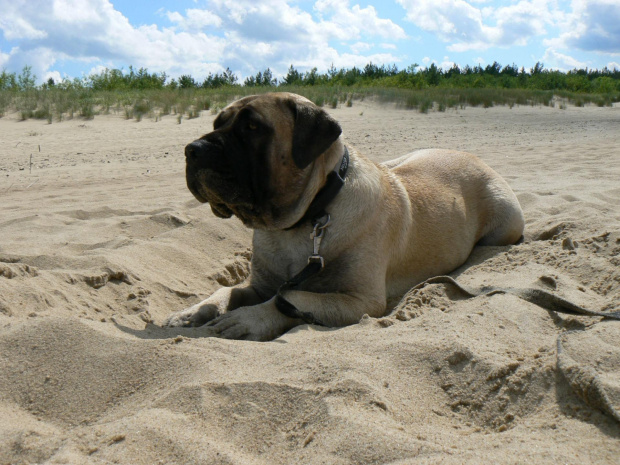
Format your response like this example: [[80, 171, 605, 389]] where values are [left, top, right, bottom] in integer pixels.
[[286, 146, 350, 230]]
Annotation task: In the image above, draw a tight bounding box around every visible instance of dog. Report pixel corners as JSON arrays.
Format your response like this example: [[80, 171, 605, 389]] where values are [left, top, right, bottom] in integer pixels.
[[164, 92, 525, 341]]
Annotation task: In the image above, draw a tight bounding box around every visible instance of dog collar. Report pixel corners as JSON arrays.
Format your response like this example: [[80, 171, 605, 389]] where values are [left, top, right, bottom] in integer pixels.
[[287, 146, 349, 230]]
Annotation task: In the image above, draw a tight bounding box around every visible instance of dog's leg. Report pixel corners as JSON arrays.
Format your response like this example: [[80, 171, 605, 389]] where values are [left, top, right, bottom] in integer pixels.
[[164, 283, 264, 328], [280, 290, 386, 326], [477, 181, 525, 246], [206, 291, 385, 341]]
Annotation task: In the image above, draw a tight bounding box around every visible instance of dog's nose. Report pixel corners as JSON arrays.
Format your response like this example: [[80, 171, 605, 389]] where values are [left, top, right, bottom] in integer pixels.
[[185, 141, 203, 161]]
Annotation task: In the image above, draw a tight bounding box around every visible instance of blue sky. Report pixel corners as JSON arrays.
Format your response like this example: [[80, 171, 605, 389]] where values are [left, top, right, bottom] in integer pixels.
[[0, 0, 619, 84]]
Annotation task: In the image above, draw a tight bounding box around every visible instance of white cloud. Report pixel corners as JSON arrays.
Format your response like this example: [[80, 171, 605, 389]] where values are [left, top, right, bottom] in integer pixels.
[[0, 0, 227, 80], [0, 0, 48, 41], [315, 0, 407, 40], [397, 0, 495, 50], [440, 56, 456, 70], [397, 0, 555, 51], [1, 47, 61, 80], [350, 42, 373, 53], [0, 0, 405, 82], [381, 43, 397, 50], [87, 65, 111, 77], [0, 49, 10, 67], [542, 48, 587, 70], [43, 70, 63, 83], [166, 9, 222, 30], [492, 0, 550, 46], [546, 0, 620, 55], [608, 61, 620, 70], [396, 0, 619, 57], [0, 18, 47, 40]]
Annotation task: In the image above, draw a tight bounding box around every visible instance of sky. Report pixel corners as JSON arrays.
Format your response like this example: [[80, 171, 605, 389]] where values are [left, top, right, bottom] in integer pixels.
[[0, 0, 619, 84]]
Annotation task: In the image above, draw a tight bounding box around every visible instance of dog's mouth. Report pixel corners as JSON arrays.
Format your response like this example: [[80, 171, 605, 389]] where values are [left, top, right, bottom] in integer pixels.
[[187, 169, 265, 227]]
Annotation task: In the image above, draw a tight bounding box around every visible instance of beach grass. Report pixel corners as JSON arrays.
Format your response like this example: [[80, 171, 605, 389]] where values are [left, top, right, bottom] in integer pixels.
[[0, 85, 618, 123]]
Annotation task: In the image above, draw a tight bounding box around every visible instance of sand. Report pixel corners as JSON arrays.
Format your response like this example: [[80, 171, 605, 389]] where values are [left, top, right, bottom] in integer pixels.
[[0, 100, 619, 464]]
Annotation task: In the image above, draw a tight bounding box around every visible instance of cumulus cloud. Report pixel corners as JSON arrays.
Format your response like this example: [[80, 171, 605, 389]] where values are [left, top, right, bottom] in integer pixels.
[[0, 0, 227, 80], [0, 0, 48, 41], [546, 0, 620, 55], [542, 48, 587, 70], [43, 70, 63, 83], [0, 0, 405, 81], [350, 42, 374, 54], [396, 0, 554, 51], [397, 0, 618, 58], [314, 0, 407, 40], [440, 56, 456, 70], [166, 9, 222, 30]]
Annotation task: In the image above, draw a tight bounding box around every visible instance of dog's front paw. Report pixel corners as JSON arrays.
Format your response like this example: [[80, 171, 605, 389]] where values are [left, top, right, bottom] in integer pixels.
[[206, 305, 295, 341], [164, 302, 220, 327]]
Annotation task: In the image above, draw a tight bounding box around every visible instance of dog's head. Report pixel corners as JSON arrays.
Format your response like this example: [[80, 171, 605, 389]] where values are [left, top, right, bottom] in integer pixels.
[[185, 92, 342, 229]]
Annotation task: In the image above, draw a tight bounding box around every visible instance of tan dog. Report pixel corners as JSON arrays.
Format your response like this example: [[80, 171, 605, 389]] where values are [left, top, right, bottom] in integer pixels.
[[164, 92, 524, 340]]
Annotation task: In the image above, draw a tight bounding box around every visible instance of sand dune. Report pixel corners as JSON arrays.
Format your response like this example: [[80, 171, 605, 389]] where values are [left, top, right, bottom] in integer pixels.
[[1, 101, 619, 464]]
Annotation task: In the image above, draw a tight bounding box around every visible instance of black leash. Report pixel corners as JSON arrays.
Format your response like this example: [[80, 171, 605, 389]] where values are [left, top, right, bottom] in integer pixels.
[[275, 148, 350, 325], [275, 216, 330, 326], [412, 275, 620, 422], [410, 275, 620, 320]]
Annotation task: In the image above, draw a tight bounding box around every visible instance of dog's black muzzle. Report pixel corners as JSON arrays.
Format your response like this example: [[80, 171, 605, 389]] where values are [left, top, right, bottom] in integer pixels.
[[184, 133, 259, 222], [185, 134, 236, 198]]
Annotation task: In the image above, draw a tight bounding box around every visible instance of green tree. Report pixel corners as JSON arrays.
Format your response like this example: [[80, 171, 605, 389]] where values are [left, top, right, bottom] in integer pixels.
[[0, 69, 18, 90], [17, 66, 36, 91], [178, 74, 196, 88], [282, 65, 302, 85]]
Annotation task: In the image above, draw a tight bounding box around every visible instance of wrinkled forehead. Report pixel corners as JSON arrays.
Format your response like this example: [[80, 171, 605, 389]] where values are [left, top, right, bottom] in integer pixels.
[[213, 93, 309, 130]]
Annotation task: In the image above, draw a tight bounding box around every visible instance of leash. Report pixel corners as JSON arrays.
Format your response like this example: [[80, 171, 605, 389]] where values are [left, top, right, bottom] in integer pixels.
[[410, 275, 620, 320], [275, 147, 350, 324], [275, 215, 331, 326], [412, 275, 620, 422]]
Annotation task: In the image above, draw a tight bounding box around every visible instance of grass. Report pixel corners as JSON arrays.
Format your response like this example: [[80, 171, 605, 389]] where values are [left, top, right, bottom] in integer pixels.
[[0, 85, 617, 123]]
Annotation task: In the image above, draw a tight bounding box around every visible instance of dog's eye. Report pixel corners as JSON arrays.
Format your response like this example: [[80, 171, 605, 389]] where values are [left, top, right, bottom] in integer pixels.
[[248, 122, 258, 130]]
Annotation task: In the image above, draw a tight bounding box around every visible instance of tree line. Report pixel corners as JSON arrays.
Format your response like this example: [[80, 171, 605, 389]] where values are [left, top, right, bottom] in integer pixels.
[[1, 62, 619, 94]]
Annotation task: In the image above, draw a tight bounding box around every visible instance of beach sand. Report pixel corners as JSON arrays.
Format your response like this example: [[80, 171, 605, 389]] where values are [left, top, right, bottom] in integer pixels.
[[0, 101, 619, 464]]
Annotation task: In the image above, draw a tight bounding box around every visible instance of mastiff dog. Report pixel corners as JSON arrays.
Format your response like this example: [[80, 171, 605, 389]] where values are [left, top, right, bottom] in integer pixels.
[[164, 92, 525, 340]]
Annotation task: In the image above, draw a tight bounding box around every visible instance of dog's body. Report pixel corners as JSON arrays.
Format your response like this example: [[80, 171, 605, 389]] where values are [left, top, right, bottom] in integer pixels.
[[164, 93, 524, 340]]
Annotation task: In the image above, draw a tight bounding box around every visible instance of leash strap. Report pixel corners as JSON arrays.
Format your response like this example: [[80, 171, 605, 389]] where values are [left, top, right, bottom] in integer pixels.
[[412, 275, 620, 423], [411, 276, 620, 320], [275, 148, 350, 325], [275, 215, 332, 326]]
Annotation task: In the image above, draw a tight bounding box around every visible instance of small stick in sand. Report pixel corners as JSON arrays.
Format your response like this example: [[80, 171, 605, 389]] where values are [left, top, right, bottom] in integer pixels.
[[29, 147, 40, 174]]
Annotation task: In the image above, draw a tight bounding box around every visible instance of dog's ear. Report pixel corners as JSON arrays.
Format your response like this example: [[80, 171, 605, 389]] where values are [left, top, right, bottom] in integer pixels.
[[288, 99, 342, 170]]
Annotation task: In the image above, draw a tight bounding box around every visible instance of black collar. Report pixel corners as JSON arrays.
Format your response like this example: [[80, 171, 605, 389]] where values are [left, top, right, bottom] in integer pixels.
[[286, 146, 350, 230]]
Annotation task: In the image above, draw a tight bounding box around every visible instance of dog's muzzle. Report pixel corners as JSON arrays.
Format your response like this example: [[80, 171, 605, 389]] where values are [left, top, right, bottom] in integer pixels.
[[184, 137, 259, 223], [185, 138, 235, 202]]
